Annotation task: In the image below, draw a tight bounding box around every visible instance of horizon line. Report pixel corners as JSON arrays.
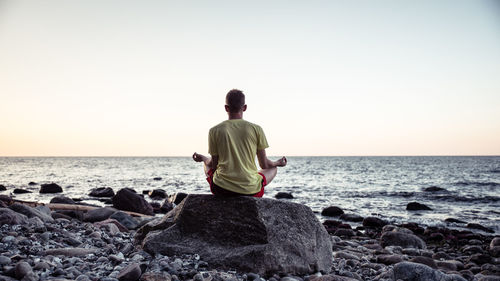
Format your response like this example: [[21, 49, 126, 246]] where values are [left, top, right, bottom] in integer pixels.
[[1, 155, 499, 158]]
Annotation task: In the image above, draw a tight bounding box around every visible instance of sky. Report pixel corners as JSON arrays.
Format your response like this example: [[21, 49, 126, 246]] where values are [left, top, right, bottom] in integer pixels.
[[0, 0, 499, 156]]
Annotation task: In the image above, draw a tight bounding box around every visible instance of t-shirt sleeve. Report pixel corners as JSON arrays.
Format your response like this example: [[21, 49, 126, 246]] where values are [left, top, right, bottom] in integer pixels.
[[257, 126, 269, 150], [208, 128, 218, 156]]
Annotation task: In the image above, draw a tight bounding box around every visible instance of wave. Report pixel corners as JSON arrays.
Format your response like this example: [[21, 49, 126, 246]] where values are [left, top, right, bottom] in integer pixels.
[[430, 194, 499, 203], [455, 181, 500, 187]]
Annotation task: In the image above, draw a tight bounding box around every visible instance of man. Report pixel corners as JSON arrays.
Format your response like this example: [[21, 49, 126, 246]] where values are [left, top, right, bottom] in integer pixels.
[[193, 89, 287, 197]]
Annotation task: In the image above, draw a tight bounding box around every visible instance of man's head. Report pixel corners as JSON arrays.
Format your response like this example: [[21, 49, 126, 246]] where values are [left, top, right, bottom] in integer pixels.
[[225, 89, 246, 113]]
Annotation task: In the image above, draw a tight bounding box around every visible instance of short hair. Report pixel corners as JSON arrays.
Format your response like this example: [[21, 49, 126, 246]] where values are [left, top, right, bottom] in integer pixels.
[[225, 89, 245, 113]]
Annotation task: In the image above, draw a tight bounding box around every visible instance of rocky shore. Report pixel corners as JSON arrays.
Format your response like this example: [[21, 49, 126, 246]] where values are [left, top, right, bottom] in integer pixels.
[[0, 185, 499, 281]]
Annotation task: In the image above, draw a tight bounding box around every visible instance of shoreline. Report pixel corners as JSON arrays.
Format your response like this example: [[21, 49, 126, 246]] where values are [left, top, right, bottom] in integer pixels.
[[1, 193, 499, 281]]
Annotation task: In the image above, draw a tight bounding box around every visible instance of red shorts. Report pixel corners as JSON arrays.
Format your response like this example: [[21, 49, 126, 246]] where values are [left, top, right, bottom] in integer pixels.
[[206, 169, 266, 197]]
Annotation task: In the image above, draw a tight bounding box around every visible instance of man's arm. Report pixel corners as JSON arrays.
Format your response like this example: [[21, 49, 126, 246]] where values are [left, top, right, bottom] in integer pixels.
[[257, 149, 287, 169]]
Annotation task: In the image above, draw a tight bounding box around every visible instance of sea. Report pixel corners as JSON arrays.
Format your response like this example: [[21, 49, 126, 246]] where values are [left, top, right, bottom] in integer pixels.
[[1, 156, 499, 234]]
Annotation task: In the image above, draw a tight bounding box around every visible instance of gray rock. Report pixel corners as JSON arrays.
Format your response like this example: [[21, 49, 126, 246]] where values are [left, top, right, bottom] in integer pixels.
[[0, 208, 29, 225], [275, 192, 293, 199], [40, 183, 63, 193], [362, 216, 387, 228], [406, 202, 432, 211], [491, 237, 500, 248], [8, 203, 54, 223], [113, 188, 154, 216], [50, 196, 76, 204], [89, 187, 115, 198], [376, 254, 403, 265], [0, 256, 11, 265], [43, 247, 98, 256], [309, 275, 359, 281], [139, 272, 172, 281], [137, 194, 332, 276], [110, 211, 139, 230], [83, 207, 117, 222], [321, 206, 344, 217], [380, 231, 426, 249], [117, 263, 142, 281], [339, 213, 363, 222], [392, 262, 467, 281], [15, 261, 32, 279], [409, 256, 437, 269]]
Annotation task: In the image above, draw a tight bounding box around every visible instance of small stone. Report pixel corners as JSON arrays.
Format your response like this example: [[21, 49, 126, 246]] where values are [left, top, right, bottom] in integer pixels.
[[0, 255, 12, 265], [149, 189, 167, 199], [15, 261, 32, 279], [117, 263, 142, 281], [409, 256, 437, 269], [376, 254, 403, 265]]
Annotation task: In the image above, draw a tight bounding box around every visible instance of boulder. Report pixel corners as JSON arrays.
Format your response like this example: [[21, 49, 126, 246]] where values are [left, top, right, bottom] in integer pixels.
[[0, 208, 29, 225], [0, 195, 13, 206], [40, 183, 63, 193], [406, 202, 432, 211], [168, 192, 188, 205], [392, 262, 467, 281], [275, 192, 294, 199], [13, 188, 31, 194], [0, 185, 6, 191], [8, 204, 54, 223], [136, 194, 332, 276], [149, 189, 167, 199], [363, 216, 387, 228], [113, 188, 153, 216], [28, 182, 37, 186], [321, 206, 344, 217], [381, 231, 426, 249], [89, 187, 115, 198], [50, 196, 76, 204]]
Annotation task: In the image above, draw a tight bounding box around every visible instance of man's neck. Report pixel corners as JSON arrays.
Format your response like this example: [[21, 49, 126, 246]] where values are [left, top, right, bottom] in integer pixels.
[[227, 112, 243, 120]]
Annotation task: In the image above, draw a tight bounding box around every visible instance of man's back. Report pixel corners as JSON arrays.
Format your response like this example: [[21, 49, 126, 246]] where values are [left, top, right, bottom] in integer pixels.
[[209, 119, 268, 194]]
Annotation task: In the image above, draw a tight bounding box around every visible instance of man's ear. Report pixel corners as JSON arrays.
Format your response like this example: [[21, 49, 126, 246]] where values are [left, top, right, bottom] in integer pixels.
[[225, 105, 230, 112], [242, 104, 247, 112]]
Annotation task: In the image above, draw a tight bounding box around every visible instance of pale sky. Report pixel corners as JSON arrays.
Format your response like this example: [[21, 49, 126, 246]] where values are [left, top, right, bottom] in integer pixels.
[[1, 0, 499, 156]]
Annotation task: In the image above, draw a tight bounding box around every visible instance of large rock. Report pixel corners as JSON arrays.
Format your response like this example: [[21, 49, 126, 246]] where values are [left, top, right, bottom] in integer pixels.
[[40, 183, 63, 193], [8, 204, 54, 223], [89, 187, 115, 198], [113, 188, 153, 216], [392, 262, 467, 281], [50, 196, 76, 204], [381, 231, 426, 249], [406, 202, 432, 211], [0, 208, 29, 225], [136, 194, 332, 276]]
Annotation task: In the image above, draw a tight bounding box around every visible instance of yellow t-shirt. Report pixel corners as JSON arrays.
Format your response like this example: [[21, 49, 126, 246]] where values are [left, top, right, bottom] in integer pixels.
[[208, 119, 269, 194]]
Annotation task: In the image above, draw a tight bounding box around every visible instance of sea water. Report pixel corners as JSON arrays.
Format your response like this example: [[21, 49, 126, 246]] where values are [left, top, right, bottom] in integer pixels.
[[1, 156, 499, 233]]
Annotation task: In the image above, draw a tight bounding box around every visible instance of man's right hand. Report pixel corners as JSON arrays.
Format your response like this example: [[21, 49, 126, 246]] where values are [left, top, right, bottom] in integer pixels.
[[276, 156, 287, 167]]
